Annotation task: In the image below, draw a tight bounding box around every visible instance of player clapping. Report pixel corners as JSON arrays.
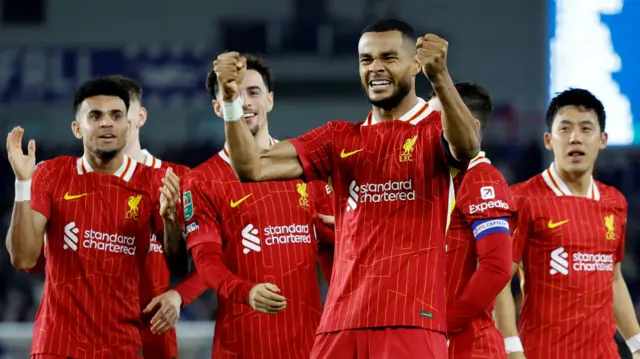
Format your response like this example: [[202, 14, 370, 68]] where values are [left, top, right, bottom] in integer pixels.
[[5, 77, 181, 359]]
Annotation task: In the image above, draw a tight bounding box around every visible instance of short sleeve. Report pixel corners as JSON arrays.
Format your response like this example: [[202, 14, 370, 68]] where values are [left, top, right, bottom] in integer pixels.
[[289, 122, 335, 182], [441, 135, 467, 171], [30, 161, 53, 219], [458, 164, 514, 241], [182, 176, 223, 250], [511, 195, 531, 264]]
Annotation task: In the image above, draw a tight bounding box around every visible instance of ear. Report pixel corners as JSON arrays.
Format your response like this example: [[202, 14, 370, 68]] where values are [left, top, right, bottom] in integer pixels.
[[139, 107, 148, 127], [474, 119, 481, 133], [543, 132, 553, 151], [267, 91, 274, 113], [212, 99, 223, 118], [411, 57, 421, 76], [600, 131, 608, 150], [71, 120, 83, 140]]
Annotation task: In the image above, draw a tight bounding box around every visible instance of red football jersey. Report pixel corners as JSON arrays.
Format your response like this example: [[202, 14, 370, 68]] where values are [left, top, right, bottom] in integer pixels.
[[30, 155, 165, 359], [183, 147, 333, 358], [138, 150, 196, 359], [511, 163, 626, 359], [289, 98, 457, 333], [446, 153, 512, 358]]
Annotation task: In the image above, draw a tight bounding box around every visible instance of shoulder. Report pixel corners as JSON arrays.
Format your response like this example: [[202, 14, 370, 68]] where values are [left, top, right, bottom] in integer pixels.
[[596, 181, 627, 209], [464, 162, 508, 184], [34, 156, 76, 176], [162, 161, 191, 177]]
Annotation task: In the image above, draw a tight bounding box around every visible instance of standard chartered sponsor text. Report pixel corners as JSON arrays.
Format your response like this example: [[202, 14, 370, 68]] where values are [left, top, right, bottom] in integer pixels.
[[573, 252, 614, 272], [84, 229, 136, 255], [263, 224, 311, 246], [359, 179, 415, 203]]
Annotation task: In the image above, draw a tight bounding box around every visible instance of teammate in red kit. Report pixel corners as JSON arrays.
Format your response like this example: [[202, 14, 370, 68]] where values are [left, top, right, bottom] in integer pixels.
[[4, 77, 182, 359], [181, 54, 335, 358], [109, 75, 208, 359], [429, 83, 513, 359], [494, 88, 640, 359], [218, 19, 480, 358]]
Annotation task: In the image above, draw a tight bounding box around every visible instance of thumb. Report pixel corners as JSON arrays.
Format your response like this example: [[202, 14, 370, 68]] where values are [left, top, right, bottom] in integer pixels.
[[27, 139, 36, 159], [264, 283, 280, 292], [144, 297, 160, 313], [317, 213, 334, 225]]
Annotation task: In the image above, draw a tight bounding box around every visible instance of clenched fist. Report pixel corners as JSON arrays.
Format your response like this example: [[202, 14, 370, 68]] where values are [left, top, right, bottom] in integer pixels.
[[213, 52, 247, 102], [415, 34, 449, 81]]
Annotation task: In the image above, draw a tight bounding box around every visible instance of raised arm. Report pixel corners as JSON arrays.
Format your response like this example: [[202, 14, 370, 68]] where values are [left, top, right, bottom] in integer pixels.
[[417, 34, 480, 161], [212, 52, 303, 181], [5, 127, 47, 270]]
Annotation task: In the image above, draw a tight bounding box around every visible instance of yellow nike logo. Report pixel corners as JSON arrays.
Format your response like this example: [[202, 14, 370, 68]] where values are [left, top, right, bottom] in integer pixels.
[[340, 148, 363, 159], [64, 192, 88, 200], [230, 194, 252, 208], [548, 219, 569, 229]]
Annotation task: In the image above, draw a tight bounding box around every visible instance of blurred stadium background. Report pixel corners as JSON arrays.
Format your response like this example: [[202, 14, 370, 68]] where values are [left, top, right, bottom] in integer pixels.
[[1, 0, 639, 357]]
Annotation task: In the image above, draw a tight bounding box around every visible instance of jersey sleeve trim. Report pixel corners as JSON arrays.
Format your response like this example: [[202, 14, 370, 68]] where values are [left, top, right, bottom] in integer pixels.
[[441, 134, 466, 170], [472, 217, 510, 241]]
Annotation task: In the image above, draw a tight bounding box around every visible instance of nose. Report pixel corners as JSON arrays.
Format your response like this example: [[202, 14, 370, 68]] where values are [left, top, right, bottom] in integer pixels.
[[368, 59, 386, 75], [569, 130, 582, 144]]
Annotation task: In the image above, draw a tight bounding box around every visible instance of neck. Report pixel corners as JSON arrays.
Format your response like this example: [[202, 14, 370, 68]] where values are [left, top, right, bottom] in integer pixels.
[[123, 137, 145, 163], [253, 123, 272, 149], [373, 92, 419, 122], [554, 163, 593, 197], [85, 151, 125, 174]]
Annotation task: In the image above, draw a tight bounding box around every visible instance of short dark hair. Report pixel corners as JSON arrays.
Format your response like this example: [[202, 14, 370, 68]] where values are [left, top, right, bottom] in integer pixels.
[[545, 88, 606, 132], [206, 54, 273, 98], [428, 82, 493, 131], [73, 77, 130, 113], [106, 74, 143, 103], [361, 18, 416, 42]]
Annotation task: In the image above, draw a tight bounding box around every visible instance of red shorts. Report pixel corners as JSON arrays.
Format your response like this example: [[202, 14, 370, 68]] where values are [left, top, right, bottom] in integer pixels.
[[140, 326, 179, 359], [310, 327, 447, 359], [448, 325, 507, 359]]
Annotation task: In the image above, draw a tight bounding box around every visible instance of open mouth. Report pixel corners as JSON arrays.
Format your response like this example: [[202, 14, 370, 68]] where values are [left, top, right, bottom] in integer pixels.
[[98, 134, 116, 139], [368, 80, 392, 89], [243, 112, 257, 121], [568, 150, 585, 161]]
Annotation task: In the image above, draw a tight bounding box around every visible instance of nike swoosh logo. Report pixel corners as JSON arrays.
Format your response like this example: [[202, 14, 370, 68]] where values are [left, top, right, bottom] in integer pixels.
[[340, 148, 363, 159], [64, 192, 88, 200], [230, 194, 253, 208], [548, 219, 569, 229]]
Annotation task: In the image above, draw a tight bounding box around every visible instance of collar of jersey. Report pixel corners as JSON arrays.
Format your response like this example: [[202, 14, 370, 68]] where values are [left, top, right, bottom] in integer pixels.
[[363, 97, 434, 126], [77, 154, 138, 182], [219, 137, 278, 165], [542, 162, 599, 200]]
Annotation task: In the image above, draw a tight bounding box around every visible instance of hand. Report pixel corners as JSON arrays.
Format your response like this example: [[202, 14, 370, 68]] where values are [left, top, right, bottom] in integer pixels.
[[415, 34, 449, 81], [508, 352, 526, 359], [213, 51, 246, 102], [633, 351, 640, 359], [159, 168, 180, 221], [248, 283, 287, 314], [6, 127, 36, 181], [144, 289, 183, 335], [317, 213, 334, 228]]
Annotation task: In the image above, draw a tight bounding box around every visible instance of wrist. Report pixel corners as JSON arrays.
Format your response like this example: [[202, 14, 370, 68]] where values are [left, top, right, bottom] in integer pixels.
[[15, 179, 32, 202], [222, 96, 243, 123], [626, 333, 640, 353], [504, 336, 523, 354], [428, 70, 452, 87]]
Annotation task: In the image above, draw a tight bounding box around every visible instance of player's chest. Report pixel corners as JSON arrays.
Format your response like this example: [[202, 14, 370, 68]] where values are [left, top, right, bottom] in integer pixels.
[[528, 198, 623, 254], [217, 181, 317, 256], [335, 125, 439, 182], [49, 177, 155, 255]]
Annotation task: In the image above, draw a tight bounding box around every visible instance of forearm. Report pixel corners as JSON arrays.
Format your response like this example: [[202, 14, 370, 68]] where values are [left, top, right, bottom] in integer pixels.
[[6, 202, 43, 270], [173, 268, 208, 307], [494, 276, 520, 337], [431, 72, 480, 160], [447, 233, 512, 331], [225, 120, 263, 181], [162, 219, 189, 276], [613, 274, 640, 339], [192, 243, 256, 304]]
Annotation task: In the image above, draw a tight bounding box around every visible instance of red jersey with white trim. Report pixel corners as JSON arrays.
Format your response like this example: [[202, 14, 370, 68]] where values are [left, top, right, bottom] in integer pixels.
[[183, 146, 333, 359], [511, 163, 626, 359], [138, 150, 193, 359], [289, 98, 457, 333], [30, 155, 165, 359], [446, 153, 513, 358]]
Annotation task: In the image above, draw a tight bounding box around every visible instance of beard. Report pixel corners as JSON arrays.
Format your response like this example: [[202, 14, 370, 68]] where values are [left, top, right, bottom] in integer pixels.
[[366, 75, 412, 111], [95, 148, 118, 160]]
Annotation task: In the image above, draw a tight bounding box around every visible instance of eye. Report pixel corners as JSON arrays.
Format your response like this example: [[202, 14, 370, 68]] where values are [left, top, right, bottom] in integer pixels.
[[250, 90, 260, 96], [90, 113, 100, 121], [360, 59, 372, 65]]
